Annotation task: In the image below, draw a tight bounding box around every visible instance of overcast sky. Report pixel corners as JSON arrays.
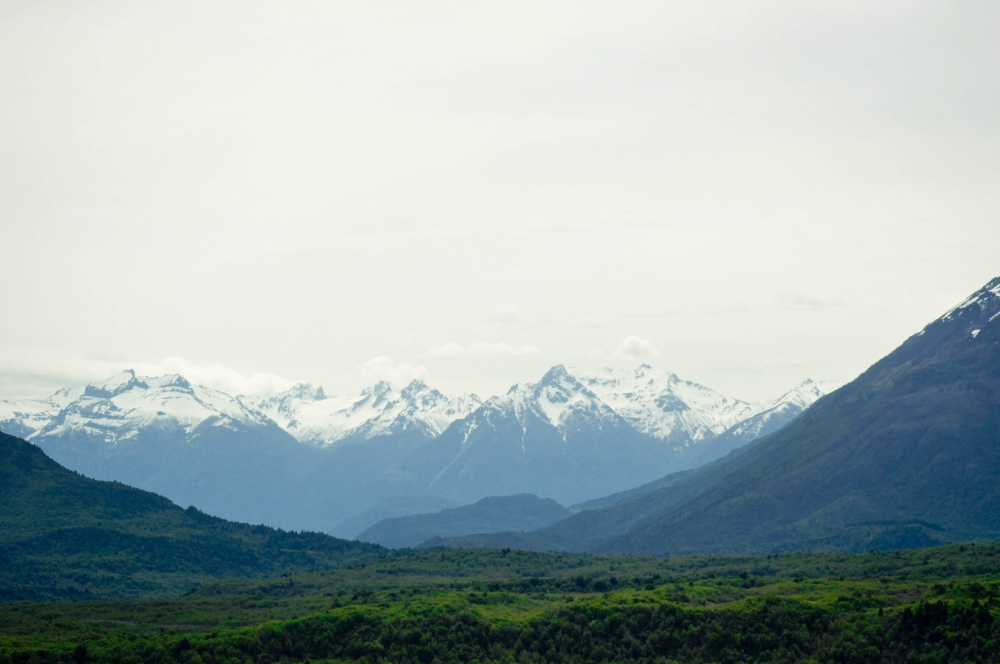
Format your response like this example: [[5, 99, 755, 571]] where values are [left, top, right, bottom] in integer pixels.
[[2, 0, 999, 404]]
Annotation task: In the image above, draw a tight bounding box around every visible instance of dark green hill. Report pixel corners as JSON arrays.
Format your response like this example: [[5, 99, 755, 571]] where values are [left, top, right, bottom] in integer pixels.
[[0, 432, 386, 600], [358, 494, 569, 548], [607, 276, 1000, 554]]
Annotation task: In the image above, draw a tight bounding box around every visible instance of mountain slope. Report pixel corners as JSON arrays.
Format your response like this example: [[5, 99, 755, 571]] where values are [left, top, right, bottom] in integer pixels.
[[689, 378, 841, 461], [607, 276, 1000, 554], [357, 494, 570, 548], [0, 432, 385, 601]]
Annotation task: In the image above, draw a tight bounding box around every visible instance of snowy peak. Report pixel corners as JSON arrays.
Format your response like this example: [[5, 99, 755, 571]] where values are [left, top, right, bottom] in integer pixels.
[[241, 383, 326, 432], [937, 276, 1000, 327], [473, 364, 755, 445], [244, 379, 482, 447], [287, 383, 326, 401], [83, 369, 146, 399], [763, 378, 841, 412], [568, 365, 755, 442], [31, 370, 270, 445], [715, 377, 841, 445], [0, 397, 63, 439], [488, 365, 616, 432]]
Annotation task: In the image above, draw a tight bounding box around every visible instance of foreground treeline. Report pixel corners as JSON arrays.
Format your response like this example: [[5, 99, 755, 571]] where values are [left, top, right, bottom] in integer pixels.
[[5, 544, 1000, 664]]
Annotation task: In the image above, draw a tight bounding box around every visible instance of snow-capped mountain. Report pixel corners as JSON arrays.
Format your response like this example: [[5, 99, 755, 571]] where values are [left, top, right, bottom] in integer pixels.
[[404, 365, 660, 506], [33, 370, 275, 444], [402, 364, 763, 506], [398, 365, 840, 507], [0, 364, 836, 536], [487, 365, 628, 439], [570, 364, 755, 443], [0, 398, 59, 439], [25, 370, 318, 528], [693, 378, 842, 461], [0, 386, 83, 438], [719, 378, 841, 444], [242, 380, 481, 447], [422, 364, 756, 451]]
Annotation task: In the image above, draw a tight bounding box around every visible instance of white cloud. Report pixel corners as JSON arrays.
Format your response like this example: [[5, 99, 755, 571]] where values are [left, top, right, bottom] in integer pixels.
[[423, 342, 542, 358], [776, 293, 848, 310], [358, 356, 429, 388], [609, 336, 661, 360], [129, 358, 296, 396], [0, 352, 296, 397]]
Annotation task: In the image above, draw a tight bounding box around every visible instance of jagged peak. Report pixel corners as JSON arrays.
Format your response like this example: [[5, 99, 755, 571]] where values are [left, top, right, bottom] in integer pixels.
[[536, 364, 574, 387], [149, 374, 191, 390], [281, 382, 326, 402], [400, 379, 437, 399], [83, 370, 147, 399], [357, 380, 394, 402]]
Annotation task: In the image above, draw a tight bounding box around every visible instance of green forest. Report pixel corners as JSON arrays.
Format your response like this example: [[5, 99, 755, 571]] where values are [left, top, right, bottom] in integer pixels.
[[5, 543, 1000, 664]]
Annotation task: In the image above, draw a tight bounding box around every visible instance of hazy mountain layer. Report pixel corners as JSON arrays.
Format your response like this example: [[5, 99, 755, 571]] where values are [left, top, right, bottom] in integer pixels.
[[0, 364, 834, 534], [357, 494, 570, 549]]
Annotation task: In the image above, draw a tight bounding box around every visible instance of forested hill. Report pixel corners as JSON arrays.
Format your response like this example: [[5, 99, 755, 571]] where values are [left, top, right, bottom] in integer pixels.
[[0, 432, 386, 601]]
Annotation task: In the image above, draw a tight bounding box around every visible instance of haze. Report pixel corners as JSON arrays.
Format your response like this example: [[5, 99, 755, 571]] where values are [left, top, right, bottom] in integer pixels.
[[2, 0, 999, 403]]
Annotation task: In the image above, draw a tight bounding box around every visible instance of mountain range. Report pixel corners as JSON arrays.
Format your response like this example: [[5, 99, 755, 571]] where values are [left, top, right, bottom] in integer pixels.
[[422, 276, 1000, 555], [4, 274, 999, 599], [0, 363, 836, 537]]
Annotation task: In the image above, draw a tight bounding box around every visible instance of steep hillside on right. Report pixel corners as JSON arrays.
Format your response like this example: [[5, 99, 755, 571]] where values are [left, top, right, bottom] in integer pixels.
[[608, 276, 1000, 555]]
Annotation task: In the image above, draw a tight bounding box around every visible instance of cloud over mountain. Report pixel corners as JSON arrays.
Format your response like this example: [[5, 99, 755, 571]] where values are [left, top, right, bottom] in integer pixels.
[[610, 336, 661, 359], [359, 356, 430, 389]]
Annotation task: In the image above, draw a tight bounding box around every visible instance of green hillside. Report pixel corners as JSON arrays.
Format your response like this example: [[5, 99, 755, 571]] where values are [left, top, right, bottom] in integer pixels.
[[0, 432, 386, 600]]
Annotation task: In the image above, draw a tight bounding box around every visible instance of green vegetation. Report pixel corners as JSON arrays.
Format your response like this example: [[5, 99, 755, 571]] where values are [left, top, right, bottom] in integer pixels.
[[0, 433, 385, 601], [6, 543, 1000, 663]]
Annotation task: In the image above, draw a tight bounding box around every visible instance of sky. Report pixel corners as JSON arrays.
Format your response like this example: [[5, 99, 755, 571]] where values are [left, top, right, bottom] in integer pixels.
[[2, 0, 999, 404]]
